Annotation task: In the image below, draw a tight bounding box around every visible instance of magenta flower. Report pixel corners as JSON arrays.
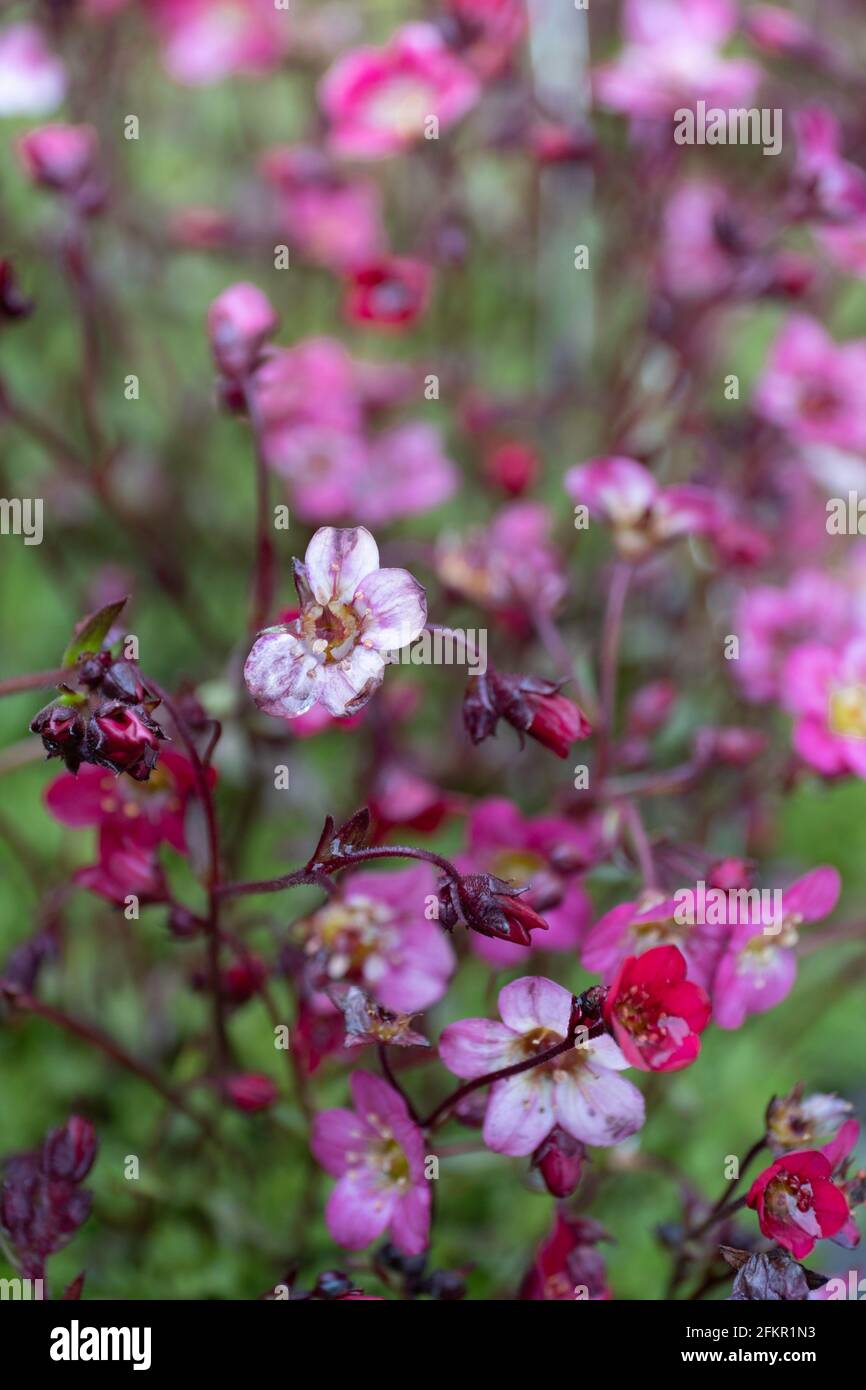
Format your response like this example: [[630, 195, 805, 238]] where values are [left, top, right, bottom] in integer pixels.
[[782, 638, 866, 776], [75, 827, 168, 905], [754, 315, 866, 453], [17, 123, 99, 196], [149, 0, 289, 87], [459, 798, 595, 966], [565, 456, 717, 561], [436, 501, 566, 627], [45, 749, 207, 855], [594, 0, 760, 121], [439, 977, 645, 1156], [711, 867, 841, 1029], [0, 24, 66, 116], [344, 256, 433, 330], [312, 1071, 431, 1255], [733, 572, 851, 704], [792, 106, 866, 223], [260, 146, 385, 272], [582, 891, 724, 993], [319, 23, 480, 160], [296, 864, 455, 1013], [244, 526, 427, 719], [747, 1121, 860, 1260], [603, 946, 711, 1072]]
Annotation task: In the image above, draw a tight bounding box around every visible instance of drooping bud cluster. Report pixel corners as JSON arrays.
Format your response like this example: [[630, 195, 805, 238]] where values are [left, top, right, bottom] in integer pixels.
[[0, 1116, 98, 1280], [463, 668, 591, 759], [436, 871, 550, 946], [31, 655, 165, 781]]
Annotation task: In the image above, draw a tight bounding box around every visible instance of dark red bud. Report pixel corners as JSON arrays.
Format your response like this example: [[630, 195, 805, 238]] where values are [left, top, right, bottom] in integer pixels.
[[532, 1127, 585, 1197]]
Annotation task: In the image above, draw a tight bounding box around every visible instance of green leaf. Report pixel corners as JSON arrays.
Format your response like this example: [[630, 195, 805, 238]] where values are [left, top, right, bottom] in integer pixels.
[[62, 597, 128, 668]]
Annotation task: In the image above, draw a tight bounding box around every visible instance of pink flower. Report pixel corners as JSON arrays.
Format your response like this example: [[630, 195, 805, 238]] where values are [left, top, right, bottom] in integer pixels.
[[224, 1074, 278, 1113], [754, 316, 866, 453], [594, 0, 760, 121], [148, 0, 289, 86], [17, 124, 99, 196], [459, 798, 595, 966], [436, 501, 566, 627], [344, 257, 433, 330], [792, 107, 866, 223], [260, 147, 384, 271], [353, 423, 457, 525], [75, 827, 168, 905], [520, 1211, 612, 1300], [565, 456, 717, 561], [711, 867, 841, 1029], [207, 282, 278, 380], [244, 526, 427, 719], [295, 864, 455, 1013], [733, 572, 851, 703], [439, 977, 645, 1156], [0, 24, 66, 116], [319, 23, 480, 160], [782, 638, 866, 777], [312, 1071, 431, 1255], [582, 891, 724, 992], [604, 945, 711, 1072], [45, 749, 207, 855], [657, 180, 743, 302], [747, 1121, 860, 1259]]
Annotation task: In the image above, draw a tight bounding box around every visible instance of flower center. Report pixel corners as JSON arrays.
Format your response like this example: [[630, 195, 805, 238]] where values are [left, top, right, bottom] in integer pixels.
[[766, 1172, 816, 1220], [829, 682, 866, 739], [366, 79, 434, 138], [301, 599, 361, 663], [301, 895, 394, 980]]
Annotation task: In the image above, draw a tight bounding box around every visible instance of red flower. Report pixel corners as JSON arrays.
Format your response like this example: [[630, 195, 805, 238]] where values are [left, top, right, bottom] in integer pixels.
[[344, 257, 432, 329], [747, 1149, 851, 1260], [520, 1211, 611, 1301], [464, 670, 591, 760], [603, 945, 711, 1072], [523, 688, 591, 759], [75, 827, 168, 906], [46, 749, 205, 855], [224, 1074, 278, 1113]]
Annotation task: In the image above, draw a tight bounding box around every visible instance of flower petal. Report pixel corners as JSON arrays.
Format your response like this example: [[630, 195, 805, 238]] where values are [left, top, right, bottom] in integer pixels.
[[304, 525, 379, 604], [318, 644, 385, 716], [244, 628, 320, 717], [483, 1072, 554, 1156], [555, 1066, 645, 1147], [311, 1107, 370, 1177], [438, 1018, 517, 1079], [325, 1172, 394, 1250], [498, 976, 572, 1036], [354, 567, 427, 651]]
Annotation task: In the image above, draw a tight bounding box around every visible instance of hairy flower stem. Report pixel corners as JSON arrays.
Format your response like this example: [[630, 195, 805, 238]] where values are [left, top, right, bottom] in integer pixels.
[[420, 1021, 606, 1132], [0, 669, 68, 698], [241, 380, 276, 638], [145, 678, 231, 1073], [218, 844, 462, 899], [596, 561, 632, 782]]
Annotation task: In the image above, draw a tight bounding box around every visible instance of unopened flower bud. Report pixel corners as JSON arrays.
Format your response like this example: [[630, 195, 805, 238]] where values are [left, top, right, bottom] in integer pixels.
[[17, 122, 98, 194], [224, 1074, 278, 1113], [43, 1116, 98, 1184], [207, 282, 278, 380], [532, 1127, 585, 1197], [91, 703, 164, 781]]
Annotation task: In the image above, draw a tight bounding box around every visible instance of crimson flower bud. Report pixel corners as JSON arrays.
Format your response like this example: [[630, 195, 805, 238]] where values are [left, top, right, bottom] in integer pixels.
[[91, 702, 164, 780], [344, 257, 432, 329], [220, 956, 267, 1004], [207, 282, 278, 379], [43, 1117, 98, 1184], [30, 703, 88, 772], [439, 873, 550, 946], [532, 1127, 585, 1198], [224, 1074, 278, 1113], [627, 679, 677, 736], [464, 669, 591, 759], [484, 440, 538, 497], [694, 725, 767, 767], [17, 123, 99, 194]]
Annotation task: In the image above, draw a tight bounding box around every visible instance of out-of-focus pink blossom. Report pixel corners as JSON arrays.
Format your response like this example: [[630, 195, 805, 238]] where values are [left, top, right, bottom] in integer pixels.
[[312, 1070, 430, 1255], [782, 639, 866, 777], [792, 107, 866, 223], [565, 456, 717, 560], [0, 25, 66, 117], [295, 863, 455, 1013], [260, 146, 385, 271], [147, 0, 290, 86], [319, 23, 480, 160], [437, 501, 566, 628], [343, 256, 433, 330], [207, 282, 279, 380], [17, 124, 99, 196], [712, 867, 841, 1029], [439, 977, 645, 1157], [459, 798, 595, 966], [594, 0, 760, 121], [733, 572, 852, 703], [754, 316, 866, 453]]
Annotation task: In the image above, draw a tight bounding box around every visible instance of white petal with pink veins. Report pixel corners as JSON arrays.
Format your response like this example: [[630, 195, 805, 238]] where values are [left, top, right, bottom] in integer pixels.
[[318, 643, 385, 716], [244, 629, 321, 717], [554, 1065, 645, 1147], [355, 567, 428, 652], [483, 1071, 554, 1156], [305, 526, 379, 605], [498, 976, 572, 1037]]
